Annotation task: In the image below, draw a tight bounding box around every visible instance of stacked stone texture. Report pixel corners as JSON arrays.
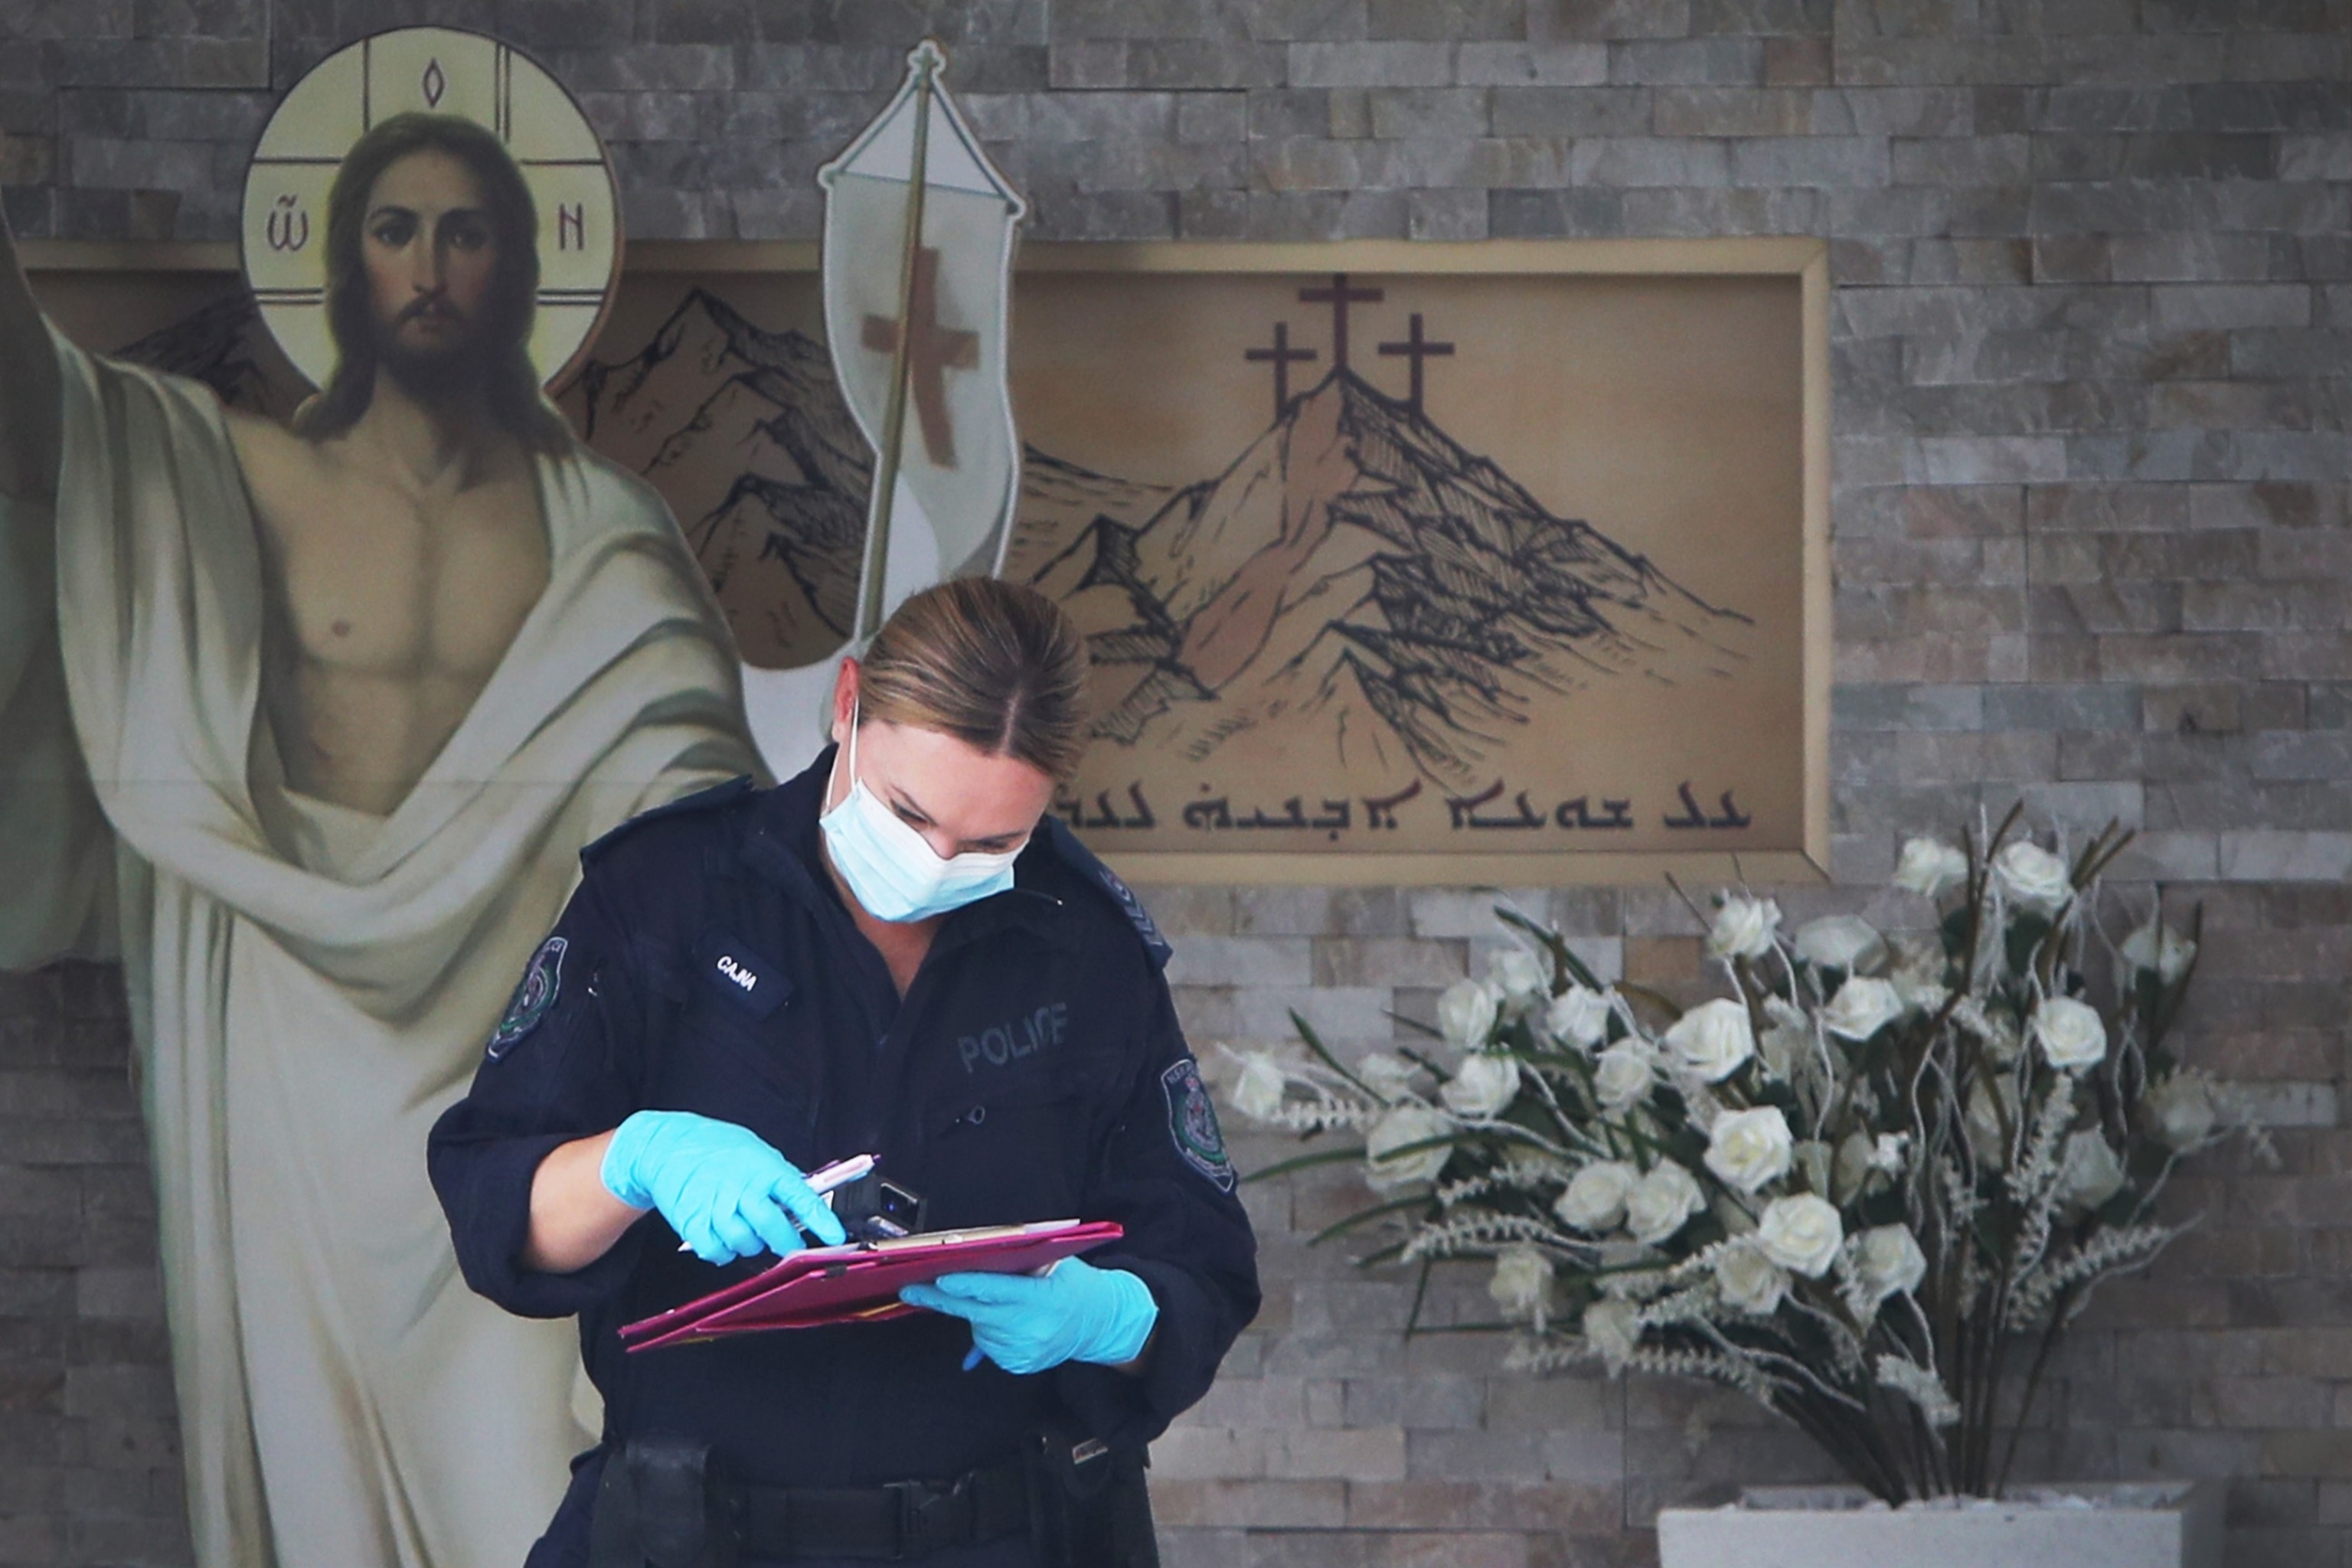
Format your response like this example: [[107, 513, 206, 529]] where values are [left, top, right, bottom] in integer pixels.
[[2, 0, 2348, 1564]]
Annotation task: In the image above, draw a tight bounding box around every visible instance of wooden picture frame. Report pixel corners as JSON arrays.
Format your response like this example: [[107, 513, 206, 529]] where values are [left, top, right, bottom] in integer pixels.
[[21, 236, 1831, 887]]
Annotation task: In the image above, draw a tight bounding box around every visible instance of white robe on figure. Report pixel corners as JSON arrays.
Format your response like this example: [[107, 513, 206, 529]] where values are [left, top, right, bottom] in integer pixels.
[[0, 327, 763, 1568]]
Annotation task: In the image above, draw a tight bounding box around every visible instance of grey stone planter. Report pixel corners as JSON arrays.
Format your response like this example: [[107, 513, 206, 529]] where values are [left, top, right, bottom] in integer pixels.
[[1657, 1481, 2223, 1568]]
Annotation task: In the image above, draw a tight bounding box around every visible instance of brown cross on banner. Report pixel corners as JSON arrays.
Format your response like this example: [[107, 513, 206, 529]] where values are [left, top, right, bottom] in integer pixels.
[[1377, 312, 1455, 416], [1243, 321, 1319, 420], [1298, 273, 1383, 374], [861, 247, 979, 469]]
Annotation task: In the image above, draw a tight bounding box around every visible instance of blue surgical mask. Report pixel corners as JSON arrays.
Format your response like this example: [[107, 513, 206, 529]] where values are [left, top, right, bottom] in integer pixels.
[[818, 704, 1025, 923]]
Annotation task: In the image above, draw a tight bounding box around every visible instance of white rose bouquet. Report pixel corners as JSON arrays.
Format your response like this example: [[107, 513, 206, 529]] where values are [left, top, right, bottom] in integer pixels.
[[1220, 808, 2243, 1503]]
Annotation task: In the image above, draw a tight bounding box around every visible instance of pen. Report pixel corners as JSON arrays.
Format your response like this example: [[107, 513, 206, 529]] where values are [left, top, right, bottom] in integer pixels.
[[676, 1152, 880, 1253]]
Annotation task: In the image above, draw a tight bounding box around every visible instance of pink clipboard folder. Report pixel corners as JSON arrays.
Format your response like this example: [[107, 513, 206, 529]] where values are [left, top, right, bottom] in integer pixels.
[[619, 1219, 1125, 1352]]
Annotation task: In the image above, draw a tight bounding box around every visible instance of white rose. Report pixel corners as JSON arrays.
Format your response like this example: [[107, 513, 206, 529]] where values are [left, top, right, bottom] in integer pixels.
[[2032, 996, 2108, 1071], [1441, 1051, 1521, 1119], [1624, 1161, 1706, 1245], [1713, 1239, 1790, 1315], [1854, 1224, 1928, 1302], [1546, 985, 1612, 1050], [1894, 837, 1968, 897], [1892, 969, 1951, 1014], [1704, 1106, 1795, 1194], [1436, 978, 1501, 1050], [1355, 1052, 1419, 1100], [1365, 1106, 1452, 1189], [1756, 1194, 1844, 1278], [1994, 840, 2074, 913], [1707, 895, 1781, 961], [1795, 914, 1887, 975], [1554, 1159, 1639, 1232], [1488, 946, 1548, 1011], [2143, 1073, 2216, 1151], [1821, 976, 1906, 1042], [1229, 1051, 1287, 1121], [1488, 1246, 1553, 1321], [2120, 919, 2197, 987], [1663, 998, 1756, 1083], [1592, 1040, 1658, 1112], [1583, 1298, 1642, 1370], [2057, 1129, 2126, 1210]]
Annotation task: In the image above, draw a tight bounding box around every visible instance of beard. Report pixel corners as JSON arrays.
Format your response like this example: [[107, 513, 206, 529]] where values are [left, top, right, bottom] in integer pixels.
[[373, 304, 493, 407]]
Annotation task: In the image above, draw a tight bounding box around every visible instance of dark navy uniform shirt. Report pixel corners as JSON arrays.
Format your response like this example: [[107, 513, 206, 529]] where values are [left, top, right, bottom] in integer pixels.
[[427, 750, 1260, 1566]]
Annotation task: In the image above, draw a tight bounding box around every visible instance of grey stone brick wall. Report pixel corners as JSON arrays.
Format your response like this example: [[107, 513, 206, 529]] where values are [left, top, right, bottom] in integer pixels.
[[4, 1, 2350, 1565]]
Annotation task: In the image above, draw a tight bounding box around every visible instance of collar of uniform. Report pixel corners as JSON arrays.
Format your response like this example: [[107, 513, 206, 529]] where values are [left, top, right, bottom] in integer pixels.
[[737, 750, 838, 917], [739, 744, 1081, 957]]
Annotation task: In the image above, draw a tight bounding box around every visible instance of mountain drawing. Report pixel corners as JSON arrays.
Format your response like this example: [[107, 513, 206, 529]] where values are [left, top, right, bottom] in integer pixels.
[[562, 287, 874, 668], [1005, 368, 1755, 789], [551, 285, 1762, 792], [111, 290, 291, 417]]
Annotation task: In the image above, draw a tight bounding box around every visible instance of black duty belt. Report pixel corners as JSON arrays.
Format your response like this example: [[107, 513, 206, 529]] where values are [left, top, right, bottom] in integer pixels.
[[733, 1457, 1029, 1562]]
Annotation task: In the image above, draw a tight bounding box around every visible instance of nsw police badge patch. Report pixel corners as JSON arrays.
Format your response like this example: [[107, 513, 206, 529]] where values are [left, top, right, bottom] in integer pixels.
[[487, 936, 566, 1060], [1161, 1057, 1235, 1191]]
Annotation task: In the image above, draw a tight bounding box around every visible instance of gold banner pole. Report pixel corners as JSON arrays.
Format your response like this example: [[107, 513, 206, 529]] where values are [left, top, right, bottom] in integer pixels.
[[855, 41, 939, 646]]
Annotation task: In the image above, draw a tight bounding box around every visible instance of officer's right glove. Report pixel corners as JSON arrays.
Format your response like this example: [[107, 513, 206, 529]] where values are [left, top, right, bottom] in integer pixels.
[[600, 1111, 848, 1264]]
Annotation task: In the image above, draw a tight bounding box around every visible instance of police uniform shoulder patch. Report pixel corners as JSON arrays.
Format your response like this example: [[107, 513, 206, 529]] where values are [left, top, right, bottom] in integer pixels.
[[1040, 817, 1173, 969], [1161, 1057, 1235, 1192], [580, 775, 758, 867], [487, 936, 566, 1060]]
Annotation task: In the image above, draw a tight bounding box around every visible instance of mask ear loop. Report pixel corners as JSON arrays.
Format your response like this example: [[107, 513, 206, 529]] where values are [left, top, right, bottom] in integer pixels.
[[825, 694, 862, 812]]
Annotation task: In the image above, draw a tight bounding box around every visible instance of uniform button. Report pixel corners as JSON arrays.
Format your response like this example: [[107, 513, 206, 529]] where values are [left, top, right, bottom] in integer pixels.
[[967, 1106, 986, 1127]]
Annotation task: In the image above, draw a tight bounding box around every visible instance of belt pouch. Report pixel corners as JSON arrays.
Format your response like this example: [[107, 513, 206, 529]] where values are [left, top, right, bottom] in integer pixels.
[[588, 1439, 740, 1568], [1024, 1422, 1158, 1568]]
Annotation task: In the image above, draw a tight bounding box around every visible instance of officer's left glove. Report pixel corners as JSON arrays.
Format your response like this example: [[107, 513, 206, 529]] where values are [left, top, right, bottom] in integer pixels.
[[900, 1259, 1158, 1375]]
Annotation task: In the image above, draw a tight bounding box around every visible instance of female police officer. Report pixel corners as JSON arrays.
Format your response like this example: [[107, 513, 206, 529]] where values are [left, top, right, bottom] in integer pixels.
[[429, 579, 1259, 1567]]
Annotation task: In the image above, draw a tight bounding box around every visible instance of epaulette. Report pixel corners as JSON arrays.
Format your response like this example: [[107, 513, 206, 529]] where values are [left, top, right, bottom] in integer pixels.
[[580, 776, 760, 867], [1039, 815, 1173, 971]]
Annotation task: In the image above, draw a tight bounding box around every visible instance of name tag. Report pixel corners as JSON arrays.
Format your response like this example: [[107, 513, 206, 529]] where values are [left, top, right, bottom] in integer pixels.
[[697, 933, 790, 1021]]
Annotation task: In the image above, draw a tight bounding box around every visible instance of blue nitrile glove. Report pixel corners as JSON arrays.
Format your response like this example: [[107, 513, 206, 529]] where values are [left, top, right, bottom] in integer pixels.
[[899, 1258, 1158, 1374], [600, 1111, 848, 1264]]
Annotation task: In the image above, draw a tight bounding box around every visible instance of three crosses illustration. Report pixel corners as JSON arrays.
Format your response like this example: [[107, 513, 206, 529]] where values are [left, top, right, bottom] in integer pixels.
[[1244, 273, 1455, 420]]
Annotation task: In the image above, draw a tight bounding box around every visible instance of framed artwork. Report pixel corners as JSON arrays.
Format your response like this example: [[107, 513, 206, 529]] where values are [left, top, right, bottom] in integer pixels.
[[21, 235, 1830, 885]]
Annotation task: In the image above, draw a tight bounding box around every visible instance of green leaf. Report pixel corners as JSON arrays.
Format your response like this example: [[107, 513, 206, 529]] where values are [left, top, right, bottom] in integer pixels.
[[1242, 1145, 1371, 1184], [1388, 1009, 1445, 1041], [1291, 1009, 1375, 1096], [1310, 1194, 1435, 1246], [1497, 906, 1604, 994], [1399, 1046, 1450, 1080], [1403, 1258, 1436, 1337]]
